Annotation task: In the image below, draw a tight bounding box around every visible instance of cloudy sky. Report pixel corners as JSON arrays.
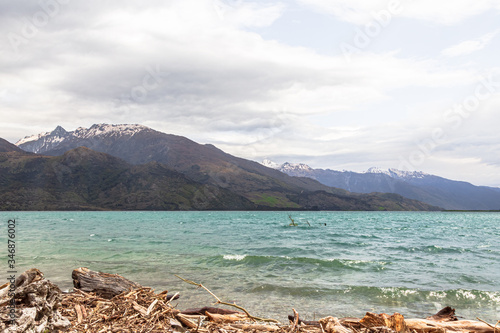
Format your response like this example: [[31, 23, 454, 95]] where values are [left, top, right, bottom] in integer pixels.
[[1, 0, 500, 187]]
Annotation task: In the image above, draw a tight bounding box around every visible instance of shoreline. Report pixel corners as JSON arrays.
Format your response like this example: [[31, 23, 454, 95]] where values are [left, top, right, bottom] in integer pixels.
[[17, 259, 500, 324], [1, 268, 498, 332]]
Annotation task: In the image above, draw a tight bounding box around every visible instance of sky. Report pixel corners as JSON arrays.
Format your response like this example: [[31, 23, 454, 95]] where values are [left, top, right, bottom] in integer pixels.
[[1, 0, 500, 187]]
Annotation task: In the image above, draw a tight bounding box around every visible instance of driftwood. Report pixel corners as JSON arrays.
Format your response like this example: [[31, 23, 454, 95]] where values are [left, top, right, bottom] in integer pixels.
[[182, 306, 242, 316], [405, 318, 496, 333], [230, 323, 281, 331], [3, 268, 499, 333], [319, 316, 352, 333], [72, 267, 142, 299], [60, 285, 177, 332], [206, 311, 250, 323], [426, 306, 458, 321], [288, 315, 321, 327], [0, 268, 71, 332], [358, 310, 497, 333], [176, 313, 202, 329], [360, 311, 409, 333]]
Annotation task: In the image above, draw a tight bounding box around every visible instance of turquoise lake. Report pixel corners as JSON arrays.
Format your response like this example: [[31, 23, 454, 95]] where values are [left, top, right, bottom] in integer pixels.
[[1, 211, 499, 322]]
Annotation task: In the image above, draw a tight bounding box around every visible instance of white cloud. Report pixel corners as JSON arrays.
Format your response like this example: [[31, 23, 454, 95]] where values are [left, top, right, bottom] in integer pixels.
[[402, 0, 499, 25], [298, 0, 500, 25], [213, 1, 285, 28], [1, 0, 500, 186], [441, 30, 500, 57], [0, 0, 477, 127], [296, 0, 389, 25]]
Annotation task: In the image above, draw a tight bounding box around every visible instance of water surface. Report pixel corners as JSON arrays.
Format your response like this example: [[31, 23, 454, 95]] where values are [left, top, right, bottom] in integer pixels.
[[2, 211, 499, 322]]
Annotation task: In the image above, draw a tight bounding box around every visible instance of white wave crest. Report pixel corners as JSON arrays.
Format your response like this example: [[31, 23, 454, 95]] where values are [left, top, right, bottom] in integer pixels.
[[223, 254, 246, 261]]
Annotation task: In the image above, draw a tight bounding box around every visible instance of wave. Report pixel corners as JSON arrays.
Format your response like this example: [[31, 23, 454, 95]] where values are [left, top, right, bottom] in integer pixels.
[[215, 254, 388, 272], [247, 284, 500, 307], [223, 254, 247, 261], [391, 245, 473, 254]]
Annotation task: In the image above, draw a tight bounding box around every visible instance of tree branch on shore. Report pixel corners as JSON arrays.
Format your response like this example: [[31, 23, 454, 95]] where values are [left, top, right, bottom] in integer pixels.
[[175, 274, 280, 323]]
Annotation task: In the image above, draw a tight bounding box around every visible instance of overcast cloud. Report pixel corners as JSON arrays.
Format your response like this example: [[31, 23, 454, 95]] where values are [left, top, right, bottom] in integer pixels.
[[1, 0, 500, 186]]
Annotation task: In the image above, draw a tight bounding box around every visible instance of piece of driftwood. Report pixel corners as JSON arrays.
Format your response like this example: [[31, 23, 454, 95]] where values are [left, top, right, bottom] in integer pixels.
[[319, 316, 352, 333], [390, 313, 409, 333], [359, 311, 408, 332], [340, 317, 365, 330], [0, 268, 71, 333], [426, 306, 458, 321], [15, 268, 44, 288], [166, 293, 181, 302], [359, 311, 389, 328], [206, 311, 250, 323], [288, 315, 321, 327], [230, 323, 281, 331], [290, 308, 300, 332], [406, 318, 496, 333], [72, 267, 142, 299], [182, 306, 242, 316], [176, 313, 202, 329], [356, 309, 497, 333]]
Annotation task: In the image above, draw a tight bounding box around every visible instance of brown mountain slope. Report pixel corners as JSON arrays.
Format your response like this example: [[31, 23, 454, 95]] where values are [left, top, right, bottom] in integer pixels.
[[17, 125, 353, 208], [15, 125, 442, 211], [0, 147, 257, 211], [0, 138, 24, 153]]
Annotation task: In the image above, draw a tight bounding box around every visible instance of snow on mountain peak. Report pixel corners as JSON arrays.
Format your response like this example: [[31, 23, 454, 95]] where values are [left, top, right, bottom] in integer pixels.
[[16, 131, 51, 146], [365, 167, 387, 174], [15, 124, 151, 153], [280, 162, 313, 172], [260, 160, 313, 172], [15, 125, 69, 150], [261, 159, 280, 169], [74, 124, 149, 139], [365, 167, 429, 179]]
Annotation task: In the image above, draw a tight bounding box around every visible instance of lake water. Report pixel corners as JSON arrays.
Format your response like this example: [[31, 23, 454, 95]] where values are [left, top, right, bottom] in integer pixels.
[[2, 211, 499, 322]]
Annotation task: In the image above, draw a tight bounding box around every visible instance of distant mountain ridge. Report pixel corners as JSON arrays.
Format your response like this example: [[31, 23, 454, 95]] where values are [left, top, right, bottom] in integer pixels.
[[264, 160, 500, 210], [363, 167, 429, 180], [8, 124, 441, 211]]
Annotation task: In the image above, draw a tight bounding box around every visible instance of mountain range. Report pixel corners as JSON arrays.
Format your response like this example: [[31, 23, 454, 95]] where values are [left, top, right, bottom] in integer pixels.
[[0, 139, 255, 210], [263, 160, 500, 210], [0, 124, 440, 211]]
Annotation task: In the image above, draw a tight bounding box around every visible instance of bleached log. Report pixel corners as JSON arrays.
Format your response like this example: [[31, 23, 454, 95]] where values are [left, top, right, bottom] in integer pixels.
[[71, 267, 141, 299], [405, 319, 496, 333], [206, 311, 249, 323]]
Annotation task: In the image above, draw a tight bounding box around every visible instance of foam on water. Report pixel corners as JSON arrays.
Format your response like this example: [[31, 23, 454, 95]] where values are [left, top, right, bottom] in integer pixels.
[[223, 254, 247, 261]]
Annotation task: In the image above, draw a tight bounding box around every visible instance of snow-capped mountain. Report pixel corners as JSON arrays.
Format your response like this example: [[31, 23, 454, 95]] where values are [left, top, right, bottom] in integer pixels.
[[261, 159, 280, 169], [364, 167, 428, 180], [16, 124, 149, 154], [262, 160, 500, 210], [11, 124, 442, 211], [280, 162, 313, 173], [16, 125, 69, 153]]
